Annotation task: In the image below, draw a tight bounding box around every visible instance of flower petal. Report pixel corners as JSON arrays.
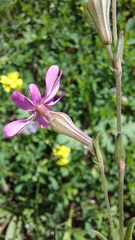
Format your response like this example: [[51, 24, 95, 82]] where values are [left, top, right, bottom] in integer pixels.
[[12, 91, 34, 111], [45, 65, 59, 94], [34, 114, 50, 128], [29, 84, 42, 105], [44, 65, 62, 101], [46, 91, 65, 107], [44, 70, 63, 104], [3, 115, 34, 138]]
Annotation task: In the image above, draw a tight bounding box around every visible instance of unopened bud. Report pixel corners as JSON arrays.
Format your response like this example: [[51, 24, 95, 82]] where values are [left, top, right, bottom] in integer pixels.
[[113, 133, 125, 172], [84, 0, 112, 45], [48, 111, 95, 155]]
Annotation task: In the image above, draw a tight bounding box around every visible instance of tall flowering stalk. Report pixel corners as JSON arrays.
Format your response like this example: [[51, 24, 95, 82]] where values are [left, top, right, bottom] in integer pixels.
[[84, 0, 135, 240]]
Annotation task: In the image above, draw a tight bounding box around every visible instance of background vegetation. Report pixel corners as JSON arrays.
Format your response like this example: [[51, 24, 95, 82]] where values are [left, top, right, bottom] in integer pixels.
[[0, 0, 135, 239]]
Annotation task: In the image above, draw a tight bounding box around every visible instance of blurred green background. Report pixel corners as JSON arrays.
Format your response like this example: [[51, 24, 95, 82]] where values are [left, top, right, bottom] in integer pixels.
[[0, 0, 135, 239]]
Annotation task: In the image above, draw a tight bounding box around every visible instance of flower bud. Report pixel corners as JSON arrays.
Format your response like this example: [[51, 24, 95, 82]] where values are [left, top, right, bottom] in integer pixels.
[[48, 111, 95, 155], [113, 133, 125, 172], [84, 0, 112, 45]]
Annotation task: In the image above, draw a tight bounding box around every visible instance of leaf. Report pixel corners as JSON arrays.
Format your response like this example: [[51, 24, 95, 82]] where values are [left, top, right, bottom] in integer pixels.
[[5, 216, 17, 240], [16, 218, 24, 240], [56, 134, 81, 150], [123, 121, 135, 139], [124, 217, 135, 240], [49, 176, 59, 190], [126, 18, 135, 31], [73, 231, 87, 240], [62, 230, 72, 240], [126, 39, 135, 45], [90, 230, 107, 240]]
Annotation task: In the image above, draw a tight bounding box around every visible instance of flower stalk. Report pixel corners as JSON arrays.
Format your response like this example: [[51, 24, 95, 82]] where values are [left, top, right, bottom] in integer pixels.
[[118, 171, 125, 240], [114, 133, 125, 240], [115, 63, 122, 134], [112, 11, 125, 240], [94, 136, 115, 240]]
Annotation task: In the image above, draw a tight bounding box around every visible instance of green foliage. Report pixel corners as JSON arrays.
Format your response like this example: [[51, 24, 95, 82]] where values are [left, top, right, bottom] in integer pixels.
[[0, 0, 135, 239]]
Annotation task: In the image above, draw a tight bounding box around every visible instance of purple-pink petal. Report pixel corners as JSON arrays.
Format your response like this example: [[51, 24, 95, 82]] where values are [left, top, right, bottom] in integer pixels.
[[3, 115, 34, 138], [45, 65, 61, 97], [34, 114, 50, 127], [43, 70, 62, 104], [29, 84, 42, 105], [12, 92, 34, 111], [46, 91, 65, 107]]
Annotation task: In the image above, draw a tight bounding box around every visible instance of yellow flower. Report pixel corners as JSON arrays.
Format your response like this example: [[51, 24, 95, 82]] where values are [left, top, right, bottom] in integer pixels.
[[2, 85, 11, 92], [79, 6, 84, 13], [53, 145, 71, 166], [0, 71, 23, 92], [7, 71, 19, 80], [57, 158, 69, 166]]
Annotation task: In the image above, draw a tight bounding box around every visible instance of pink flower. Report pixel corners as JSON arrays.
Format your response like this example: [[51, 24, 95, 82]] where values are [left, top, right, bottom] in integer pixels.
[[3, 65, 65, 138]]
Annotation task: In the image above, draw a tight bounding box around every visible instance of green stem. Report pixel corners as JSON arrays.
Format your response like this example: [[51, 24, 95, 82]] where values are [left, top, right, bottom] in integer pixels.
[[94, 138, 115, 240], [119, 170, 125, 240], [115, 67, 122, 134], [106, 45, 114, 67], [100, 165, 116, 240], [114, 30, 125, 240], [91, 230, 107, 240], [112, 0, 117, 48], [35, 181, 40, 239], [115, 65, 125, 240], [124, 217, 135, 240], [114, 133, 125, 240]]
